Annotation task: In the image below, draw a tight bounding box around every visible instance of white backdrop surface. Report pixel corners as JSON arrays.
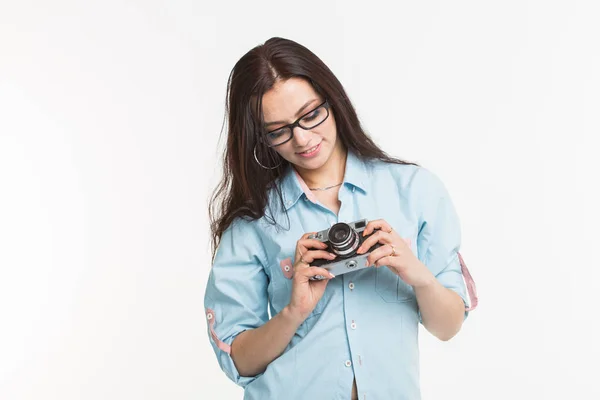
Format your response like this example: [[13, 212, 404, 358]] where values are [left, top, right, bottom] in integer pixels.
[[1, 1, 598, 399]]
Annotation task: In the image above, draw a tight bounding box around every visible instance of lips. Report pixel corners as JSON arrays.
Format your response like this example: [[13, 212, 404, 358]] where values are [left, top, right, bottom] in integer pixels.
[[297, 143, 320, 155]]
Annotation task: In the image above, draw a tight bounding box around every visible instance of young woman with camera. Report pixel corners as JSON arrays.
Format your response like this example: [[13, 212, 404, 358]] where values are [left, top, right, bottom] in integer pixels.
[[204, 37, 477, 400]]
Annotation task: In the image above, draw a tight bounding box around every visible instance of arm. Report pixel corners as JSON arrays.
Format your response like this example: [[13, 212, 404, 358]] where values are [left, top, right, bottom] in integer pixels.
[[204, 219, 271, 387], [232, 232, 335, 376], [358, 224, 468, 342], [414, 274, 465, 341], [204, 222, 334, 384], [359, 167, 471, 341], [230, 306, 303, 376], [414, 167, 471, 340]]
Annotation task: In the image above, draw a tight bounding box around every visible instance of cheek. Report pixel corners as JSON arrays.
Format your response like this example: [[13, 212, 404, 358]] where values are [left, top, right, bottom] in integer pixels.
[[273, 144, 295, 160], [325, 117, 337, 140], [327, 112, 337, 132], [314, 120, 336, 142]]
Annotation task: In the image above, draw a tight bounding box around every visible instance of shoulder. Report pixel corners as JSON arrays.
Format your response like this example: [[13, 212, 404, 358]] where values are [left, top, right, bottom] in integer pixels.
[[223, 193, 287, 245], [215, 215, 271, 267], [367, 159, 446, 198], [221, 215, 264, 244]]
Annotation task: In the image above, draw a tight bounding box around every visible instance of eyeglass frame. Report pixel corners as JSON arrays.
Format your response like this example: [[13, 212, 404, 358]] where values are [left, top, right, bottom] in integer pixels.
[[261, 99, 331, 148]]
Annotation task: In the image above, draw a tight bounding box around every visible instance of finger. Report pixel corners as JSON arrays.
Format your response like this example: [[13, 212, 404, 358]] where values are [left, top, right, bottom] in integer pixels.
[[297, 250, 337, 265], [357, 230, 390, 254], [362, 219, 393, 237], [374, 255, 396, 269], [366, 244, 395, 267], [299, 238, 330, 250], [295, 245, 319, 264], [301, 266, 335, 279], [296, 237, 328, 263], [301, 232, 316, 239]]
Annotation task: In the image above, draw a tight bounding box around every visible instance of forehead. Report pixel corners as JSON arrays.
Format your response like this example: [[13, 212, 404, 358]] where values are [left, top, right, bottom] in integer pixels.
[[261, 77, 320, 121]]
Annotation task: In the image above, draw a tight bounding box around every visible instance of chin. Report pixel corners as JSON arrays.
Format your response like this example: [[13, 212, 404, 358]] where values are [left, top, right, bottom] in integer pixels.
[[300, 160, 327, 171], [297, 152, 331, 170]]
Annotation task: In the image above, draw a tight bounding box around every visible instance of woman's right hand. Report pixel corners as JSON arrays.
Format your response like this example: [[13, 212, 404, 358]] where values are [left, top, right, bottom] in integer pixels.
[[287, 232, 337, 323]]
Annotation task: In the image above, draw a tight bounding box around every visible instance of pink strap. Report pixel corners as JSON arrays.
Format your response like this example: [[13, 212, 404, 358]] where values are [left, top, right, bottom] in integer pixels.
[[280, 257, 294, 279], [206, 308, 231, 354], [457, 252, 478, 311]]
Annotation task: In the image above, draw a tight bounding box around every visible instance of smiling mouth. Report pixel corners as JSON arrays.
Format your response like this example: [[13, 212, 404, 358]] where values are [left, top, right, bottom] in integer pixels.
[[297, 143, 320, 155]]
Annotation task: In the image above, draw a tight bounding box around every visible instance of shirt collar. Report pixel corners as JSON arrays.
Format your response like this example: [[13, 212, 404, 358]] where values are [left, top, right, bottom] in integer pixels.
[[343, 150, 369, 194], [278, 149, 369, 211]]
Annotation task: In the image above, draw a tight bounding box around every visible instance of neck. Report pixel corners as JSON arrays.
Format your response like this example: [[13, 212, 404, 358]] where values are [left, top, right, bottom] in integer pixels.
[[296, 144, 347, 190]]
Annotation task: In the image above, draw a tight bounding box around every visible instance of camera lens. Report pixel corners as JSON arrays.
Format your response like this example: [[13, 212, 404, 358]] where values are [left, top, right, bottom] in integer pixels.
[[332, 225, 350, 242], [328, 223, 360, 256]]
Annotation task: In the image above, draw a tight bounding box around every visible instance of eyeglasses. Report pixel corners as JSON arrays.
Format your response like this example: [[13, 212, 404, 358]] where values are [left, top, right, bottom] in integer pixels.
[[263, 99, 330, 147]]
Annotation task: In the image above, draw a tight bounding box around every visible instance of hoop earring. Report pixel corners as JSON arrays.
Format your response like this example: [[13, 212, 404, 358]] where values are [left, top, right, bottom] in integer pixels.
[[253, 144, 282, 170]]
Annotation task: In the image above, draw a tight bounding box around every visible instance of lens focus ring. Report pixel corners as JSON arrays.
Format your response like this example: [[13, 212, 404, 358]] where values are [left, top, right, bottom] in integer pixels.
[[329, 223, 360, 256]]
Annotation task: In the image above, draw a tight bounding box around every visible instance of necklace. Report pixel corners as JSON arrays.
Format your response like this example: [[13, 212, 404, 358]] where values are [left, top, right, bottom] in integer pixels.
[[308, 182, 343, 191]]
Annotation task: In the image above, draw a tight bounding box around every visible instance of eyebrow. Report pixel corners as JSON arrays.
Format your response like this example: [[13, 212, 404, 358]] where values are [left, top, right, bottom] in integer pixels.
[[264, 99, 319, 127]]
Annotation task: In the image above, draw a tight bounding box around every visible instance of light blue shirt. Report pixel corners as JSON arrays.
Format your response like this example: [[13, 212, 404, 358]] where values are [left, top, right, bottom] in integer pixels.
[[204, 150, 473, 400]]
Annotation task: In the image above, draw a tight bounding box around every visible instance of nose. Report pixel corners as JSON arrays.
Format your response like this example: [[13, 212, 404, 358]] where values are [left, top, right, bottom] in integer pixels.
[[292, 126, 311, 148]]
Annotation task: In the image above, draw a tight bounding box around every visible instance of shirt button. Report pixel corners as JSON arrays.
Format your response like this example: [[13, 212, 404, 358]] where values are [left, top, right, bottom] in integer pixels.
[[351, 321, 357, 329], [349, 282, 355, 290], [207, 313, 213, 320], [284, 265, 290, 272], [352, 187, 356, 193], [345, 360, 352, 367]]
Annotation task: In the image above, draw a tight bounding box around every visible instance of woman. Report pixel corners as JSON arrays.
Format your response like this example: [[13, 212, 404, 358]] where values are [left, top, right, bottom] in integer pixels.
[[204, 37, 477, 400]]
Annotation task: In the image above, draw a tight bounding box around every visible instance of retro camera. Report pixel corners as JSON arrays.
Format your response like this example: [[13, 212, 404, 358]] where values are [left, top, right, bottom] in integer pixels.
[[307, 219, 383, 280]]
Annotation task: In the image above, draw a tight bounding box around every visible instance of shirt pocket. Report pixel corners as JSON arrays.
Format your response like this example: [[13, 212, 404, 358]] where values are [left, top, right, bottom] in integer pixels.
[[375, 267, 415, 302]]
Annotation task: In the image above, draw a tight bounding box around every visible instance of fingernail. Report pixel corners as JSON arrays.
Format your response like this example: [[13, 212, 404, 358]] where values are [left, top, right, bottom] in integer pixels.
[[329, 253, 336, 258], [329, 273, 336, 278]]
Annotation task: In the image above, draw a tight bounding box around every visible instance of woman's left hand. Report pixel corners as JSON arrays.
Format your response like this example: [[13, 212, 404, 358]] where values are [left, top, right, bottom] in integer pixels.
[[356, 219, 435, 288]]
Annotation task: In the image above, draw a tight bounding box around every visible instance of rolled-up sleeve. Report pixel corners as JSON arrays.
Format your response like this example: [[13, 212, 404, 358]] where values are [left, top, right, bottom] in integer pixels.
[[415, 168, 471, 320], [203, 218, 269, 387]]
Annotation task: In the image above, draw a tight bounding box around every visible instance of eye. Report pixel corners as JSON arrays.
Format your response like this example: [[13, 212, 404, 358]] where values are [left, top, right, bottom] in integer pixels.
[[267, 129, 286, 139], [302, 109, 321, 122]]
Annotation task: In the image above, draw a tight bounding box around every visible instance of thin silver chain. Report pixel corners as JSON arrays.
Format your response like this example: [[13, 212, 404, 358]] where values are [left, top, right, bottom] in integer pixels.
[[308, 182, 343, 191]]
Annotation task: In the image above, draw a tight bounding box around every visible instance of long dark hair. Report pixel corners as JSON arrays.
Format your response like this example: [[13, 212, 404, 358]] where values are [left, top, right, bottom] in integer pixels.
[[209, 37, 418, 260]]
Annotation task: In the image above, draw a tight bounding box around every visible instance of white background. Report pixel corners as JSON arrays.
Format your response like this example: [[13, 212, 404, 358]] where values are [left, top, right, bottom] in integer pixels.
[[1, 1, 599, 399]]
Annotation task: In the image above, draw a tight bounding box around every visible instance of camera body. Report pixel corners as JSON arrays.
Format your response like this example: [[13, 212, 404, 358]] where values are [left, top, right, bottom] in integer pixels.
[[308, 219, 383, 280]]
